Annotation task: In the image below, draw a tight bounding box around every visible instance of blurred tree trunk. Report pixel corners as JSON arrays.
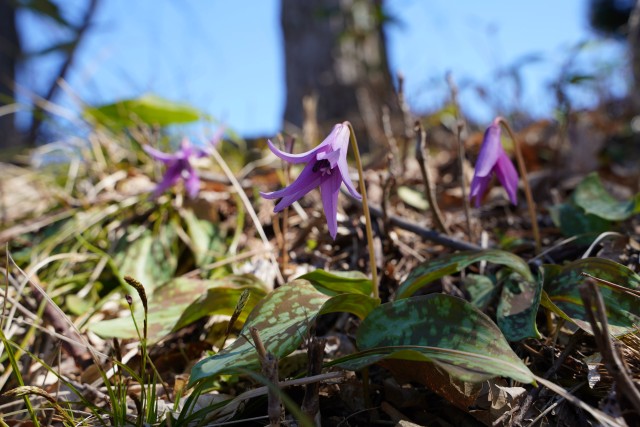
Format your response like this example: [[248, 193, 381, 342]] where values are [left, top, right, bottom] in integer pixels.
[[0, 0, 23, 151], [281, 0, 399, 152]]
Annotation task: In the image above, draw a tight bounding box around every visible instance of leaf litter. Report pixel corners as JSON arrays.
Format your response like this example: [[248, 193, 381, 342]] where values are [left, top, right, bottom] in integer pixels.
[[1, 104, 640, 427]]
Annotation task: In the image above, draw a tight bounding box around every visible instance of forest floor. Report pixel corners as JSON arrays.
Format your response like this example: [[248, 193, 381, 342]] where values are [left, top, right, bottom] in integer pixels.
[[1, 100, 640, 426]]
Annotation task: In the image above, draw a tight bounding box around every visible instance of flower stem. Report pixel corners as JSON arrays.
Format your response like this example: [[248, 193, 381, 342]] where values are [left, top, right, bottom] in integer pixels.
[[497, 118, 541, 253], [347, 122, 379, 299]]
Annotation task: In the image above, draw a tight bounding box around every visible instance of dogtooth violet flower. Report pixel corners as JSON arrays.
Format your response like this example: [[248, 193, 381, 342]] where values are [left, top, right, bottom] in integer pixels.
[[470, 118, 519, 207], [260, 122, 362, 239], [144, 137, 213, 198]]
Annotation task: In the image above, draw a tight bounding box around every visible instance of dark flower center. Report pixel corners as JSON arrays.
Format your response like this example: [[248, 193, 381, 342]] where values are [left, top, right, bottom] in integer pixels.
[[312, 159, 331, 175]]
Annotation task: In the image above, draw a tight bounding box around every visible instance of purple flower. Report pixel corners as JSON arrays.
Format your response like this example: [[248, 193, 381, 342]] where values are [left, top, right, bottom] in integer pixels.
[[260, 122, 362, 239], [470, 118, 519, 207], [144, 138, 208, 198]]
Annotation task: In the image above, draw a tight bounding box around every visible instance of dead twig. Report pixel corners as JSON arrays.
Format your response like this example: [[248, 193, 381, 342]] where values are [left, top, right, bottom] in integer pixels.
[[579, 279, 640, 420]]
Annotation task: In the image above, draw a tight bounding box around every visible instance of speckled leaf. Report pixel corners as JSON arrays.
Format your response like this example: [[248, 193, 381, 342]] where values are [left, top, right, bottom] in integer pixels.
[[183, 209, 225, 267], [396, 250, 533, 299], [189, 280, 377, 385], [113, 225, 178, 293], [334, 295, 534, 384], [464, 274, 498, 310], [89, 275, 267, 343], [497, 272, 542, 341], [189, 281, 329, 385], [572, 172, 640, 221], [543, 257, 640, 336], [299, 269, 372, 296]]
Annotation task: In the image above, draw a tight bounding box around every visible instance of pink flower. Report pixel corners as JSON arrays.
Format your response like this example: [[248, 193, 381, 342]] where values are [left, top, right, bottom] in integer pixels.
[[470, 118, 519, 207], [144, 131, 222, 198], [260, 122, 362, 239]]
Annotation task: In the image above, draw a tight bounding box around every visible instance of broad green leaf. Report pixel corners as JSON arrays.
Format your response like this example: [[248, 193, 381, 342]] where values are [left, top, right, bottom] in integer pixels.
[[189, 280, 377, 385], [89, 275, 267, 343], [497, 272, 542, 341], [333, 295, 534, 384], [549, 203, 611, 238], [182, 209, 225, 267], [543, 257, 640, 335], [299, 269, 372, 296], [319, 293, 379, 319], [85, 95, 201, 129], [113, 226, 177, 293], [396, 250, 533, 299], [573, 173, 640, 221]]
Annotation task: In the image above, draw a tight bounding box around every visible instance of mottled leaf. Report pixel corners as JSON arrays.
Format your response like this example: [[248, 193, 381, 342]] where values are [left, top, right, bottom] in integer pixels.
[[464, 274, 498, 310], [189, 280, 377, 385], [543, 257, 640, 335], [182, 209, 225, 267], [396, 250, 533, 299], [113, 225, 178, 293], [334, 295, 534, 384], [85, 95, 201, 129], [573, 173, 640, 221], [189, 281, 329, 385], [89, 275, 267, 343], [497, 272, 542, 341], [299, 269, 372, 296]]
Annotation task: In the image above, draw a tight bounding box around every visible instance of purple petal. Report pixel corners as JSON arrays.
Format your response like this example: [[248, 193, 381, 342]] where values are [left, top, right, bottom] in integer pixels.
[[260, 161, 319, 200], [320, 172, 342, 239], [473, 123, 502, 178], [469, 174, 491, 208], [327, 123, 351, 151], [184, 164, 201, 198], [316, 148, 341, 168], [266, 138, 329, 164], [337, 157, 361, 200], [151, 162, 183, 197], [494, 153, 519, 205], [260, 162, 324, 212], [144, 145, 180, 164]]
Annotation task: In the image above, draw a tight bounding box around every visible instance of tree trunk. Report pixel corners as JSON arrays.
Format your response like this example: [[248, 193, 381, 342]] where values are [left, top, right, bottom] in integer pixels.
[[0, 0, 23, 151], [281, 0, 399, 153]]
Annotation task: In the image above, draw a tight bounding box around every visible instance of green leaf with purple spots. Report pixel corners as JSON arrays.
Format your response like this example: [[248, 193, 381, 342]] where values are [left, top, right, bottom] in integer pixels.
[[497, 272, 542, 341], [333, 294, 534, 384], [542, 257, 640, 336], [189, 280, 378, 385], [89, 275, 267, 343], [396, 250, 533, 299]]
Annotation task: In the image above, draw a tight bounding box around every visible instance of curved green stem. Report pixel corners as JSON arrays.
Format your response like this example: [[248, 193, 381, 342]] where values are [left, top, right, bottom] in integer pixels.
[[346, 122, 379, 299], [498, 118, 541, 253]]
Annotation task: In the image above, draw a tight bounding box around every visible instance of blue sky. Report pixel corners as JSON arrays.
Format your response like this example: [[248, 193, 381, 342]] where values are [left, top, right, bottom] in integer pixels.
[[18, 0, 627, 137]]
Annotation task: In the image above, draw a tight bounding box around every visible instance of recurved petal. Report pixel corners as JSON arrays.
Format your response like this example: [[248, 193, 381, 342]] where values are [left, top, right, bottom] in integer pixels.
[[266, 138, 329, 164], [260, 161, 319, 200], [320, 172, 342, 239], [337, 157, 361, 200], [143, 145, 180, 163], [272, 174, 323, 212], [494, 153, 519, 205], [474, 123, 502, 177]]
